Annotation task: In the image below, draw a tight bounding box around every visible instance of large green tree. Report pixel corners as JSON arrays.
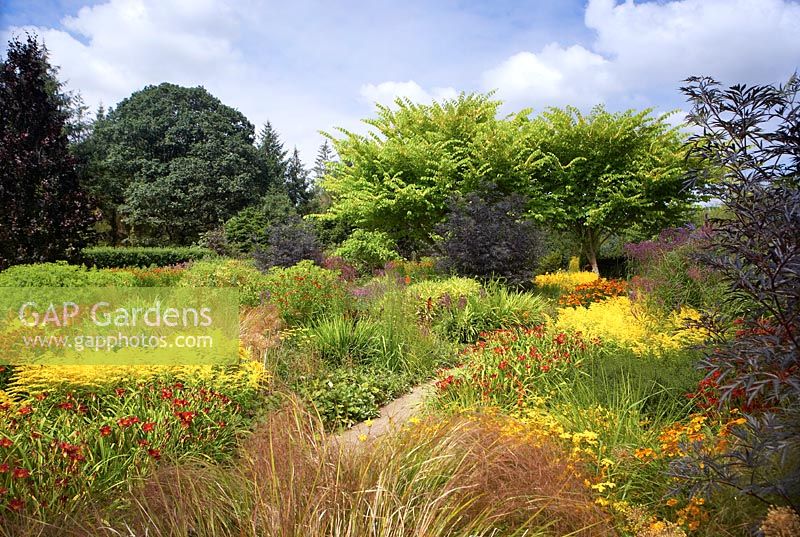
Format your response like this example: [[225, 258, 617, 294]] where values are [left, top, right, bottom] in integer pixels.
[[529, 106, 692, 273], [284, 148, 312, 212], [0, 35, 96, 269], [86, 83, 267, 245], [257, 121, 287, 185], [320, 93, 547, 254]]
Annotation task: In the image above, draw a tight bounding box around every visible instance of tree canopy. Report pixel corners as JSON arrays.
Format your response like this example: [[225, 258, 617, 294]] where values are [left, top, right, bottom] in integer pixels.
[[0, 35, 96, 269], [528, 106, 691, 273], [319, 93, 548, 255], [86, 83, 268, 245]]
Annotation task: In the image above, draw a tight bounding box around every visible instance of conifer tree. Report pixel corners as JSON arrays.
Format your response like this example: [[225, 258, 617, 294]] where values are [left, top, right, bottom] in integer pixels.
[[257, 121, 288, 186], [284, 148, 312, 212]]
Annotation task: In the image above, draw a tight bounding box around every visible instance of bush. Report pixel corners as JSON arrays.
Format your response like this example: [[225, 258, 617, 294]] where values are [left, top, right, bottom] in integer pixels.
[[224, 189, 296, 254], [0, 261, 136, 287], [294, 366, 409, 429], [321, 256, 358, 282], [254, 217, 323, 270], [436, 190, 544, 284], [333, 230, 400, 274], [262, 261, 348, 325], [178, 258, 270, 306], [305, 317, 382, 367], [81, 246, 214, 268], [406, 277, 483, 321]]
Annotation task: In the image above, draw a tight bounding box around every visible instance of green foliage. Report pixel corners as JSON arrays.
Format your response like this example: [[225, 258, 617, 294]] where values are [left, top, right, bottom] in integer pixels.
[[406, 277, 483, 318], [306, 316, 382, 367], [319, 93, 548, 254], [223, 188, 296, 254], [178, 258, 270, 306], [1, 35, 96, 269], [434, 284, 548, 343], [0, 262, 136, 287], [529, 106, 692, 274], [284, 148, 312, 212], [294, 366, 409, 429], [333, 229, 400, 274], [256, 121, 288, 187], [263, 261, 349, 325], [81, 246, 214, 268], [86, 83, 268, 245]]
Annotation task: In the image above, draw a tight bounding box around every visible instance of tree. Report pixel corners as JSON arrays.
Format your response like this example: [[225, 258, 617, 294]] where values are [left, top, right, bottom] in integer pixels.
[[436, 186, 544, 284], [320, 93, 547, 255], [529, 106, 692, 274], [253, 215, 323, 269], [313, 139, 335, 182], [284, 148, 312, 212], [257, 121, 287, 185], [87, 83, 267, 245], [0, 35, 96, 269]]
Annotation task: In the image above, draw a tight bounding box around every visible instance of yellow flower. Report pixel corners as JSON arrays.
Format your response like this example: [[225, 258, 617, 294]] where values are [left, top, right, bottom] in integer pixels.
[[358, 434, 368, 442], [534, 271, 598, 291], [666, 498, 679, 507]]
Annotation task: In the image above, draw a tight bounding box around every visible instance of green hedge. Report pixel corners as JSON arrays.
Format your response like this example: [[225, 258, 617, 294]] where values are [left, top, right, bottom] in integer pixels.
[[0, 262, 137, 287], [81, 246, 215, 268]]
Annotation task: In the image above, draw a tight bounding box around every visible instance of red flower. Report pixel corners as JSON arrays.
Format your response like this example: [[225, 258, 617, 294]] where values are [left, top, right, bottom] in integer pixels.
[[172, 398, 189, 408], [0, 487, 7, 495], [115, 388, 126, 397], [160, 388, 173, 400], [117, 416, 141, 428], [174, 411, 196, 428], [8, 498, 23, 511], [0, 463, 8, 473], [17, 406, 32, 416], [12, 467, 30, 479], [57, 401, 74, 411], [142, 422, 156, 433], [0, 437, 12, 448], [137, 439, 150, 447], [147, 448, 161, 460], [99, 425, 112, 437]]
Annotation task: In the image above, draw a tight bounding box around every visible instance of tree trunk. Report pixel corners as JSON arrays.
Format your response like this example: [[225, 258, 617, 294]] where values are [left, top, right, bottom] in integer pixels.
[[582, 228, 600, 275]]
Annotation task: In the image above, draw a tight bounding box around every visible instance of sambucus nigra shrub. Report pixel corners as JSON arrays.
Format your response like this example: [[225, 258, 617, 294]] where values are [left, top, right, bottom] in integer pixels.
[[669, 76, 800, 510], [436, 188, 544, 285], [253, 216, 323, 270]]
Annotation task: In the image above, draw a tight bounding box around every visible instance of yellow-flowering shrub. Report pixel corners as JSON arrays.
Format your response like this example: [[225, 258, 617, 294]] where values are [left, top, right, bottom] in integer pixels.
[[552, 296, 705, 357], [534, 270, 598, 291]]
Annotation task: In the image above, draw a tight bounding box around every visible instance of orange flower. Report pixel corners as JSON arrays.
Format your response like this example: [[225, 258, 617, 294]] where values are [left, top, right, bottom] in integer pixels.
[[0, 437, 12, 448], [99, 425, 112, 437]]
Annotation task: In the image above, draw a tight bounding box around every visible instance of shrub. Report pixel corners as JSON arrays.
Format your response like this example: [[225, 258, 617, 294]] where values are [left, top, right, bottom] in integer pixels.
[[262, 261, 348, 325], [253, 217, 323, 270], [436, 190, 544, 284], [81, 246, 214, 268], [552, 296, 706, 358], [197, 227, 232, 256], [667, 76, 800, 511], [178, 259, 270, 306], [224, 189, 296, 254], [534, 270, 598, 292], [321, 256, 358, 282], [333, 229, 400, 274], [382, 257, 438, 282], [305, 317, 382, 367], [0, 261, 136, 287], [406, 277, 482, 321]]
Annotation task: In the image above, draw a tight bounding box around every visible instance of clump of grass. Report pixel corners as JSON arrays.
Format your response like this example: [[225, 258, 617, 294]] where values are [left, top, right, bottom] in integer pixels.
[[31, 403, 612, 537]]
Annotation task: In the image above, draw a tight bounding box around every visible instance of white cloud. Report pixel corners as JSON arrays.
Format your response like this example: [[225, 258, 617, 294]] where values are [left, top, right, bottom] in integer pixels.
[[484, 0, 800, 111], [481, 44, 618, 109], [360, 80, 459, 106]]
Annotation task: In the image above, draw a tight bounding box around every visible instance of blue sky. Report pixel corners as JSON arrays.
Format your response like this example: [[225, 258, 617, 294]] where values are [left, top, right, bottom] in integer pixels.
[[2, 0, 799, 161]]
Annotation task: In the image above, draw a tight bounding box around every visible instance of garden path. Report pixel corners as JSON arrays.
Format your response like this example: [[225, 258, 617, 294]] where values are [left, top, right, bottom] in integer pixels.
[[337, 381, 436, 445]]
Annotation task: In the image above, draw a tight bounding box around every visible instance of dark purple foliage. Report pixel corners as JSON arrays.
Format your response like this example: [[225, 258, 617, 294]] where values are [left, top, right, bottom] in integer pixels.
[[0, 35, 97, 269], [668, 76, 800, 510]]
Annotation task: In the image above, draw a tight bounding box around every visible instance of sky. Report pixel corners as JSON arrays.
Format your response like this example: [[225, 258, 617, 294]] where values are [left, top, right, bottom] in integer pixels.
[[2, 0, 799, 161]]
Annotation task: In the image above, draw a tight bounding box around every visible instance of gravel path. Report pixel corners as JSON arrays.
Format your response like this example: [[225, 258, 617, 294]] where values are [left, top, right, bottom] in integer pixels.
[[337, 381, 436, 446]]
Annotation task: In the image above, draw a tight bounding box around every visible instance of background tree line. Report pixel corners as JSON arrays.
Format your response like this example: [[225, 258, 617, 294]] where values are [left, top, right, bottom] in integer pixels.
[[2, 34, 699, 277]]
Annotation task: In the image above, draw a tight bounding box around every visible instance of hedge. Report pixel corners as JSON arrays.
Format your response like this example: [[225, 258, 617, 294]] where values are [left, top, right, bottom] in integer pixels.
[[81, 246, 215, 268]]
